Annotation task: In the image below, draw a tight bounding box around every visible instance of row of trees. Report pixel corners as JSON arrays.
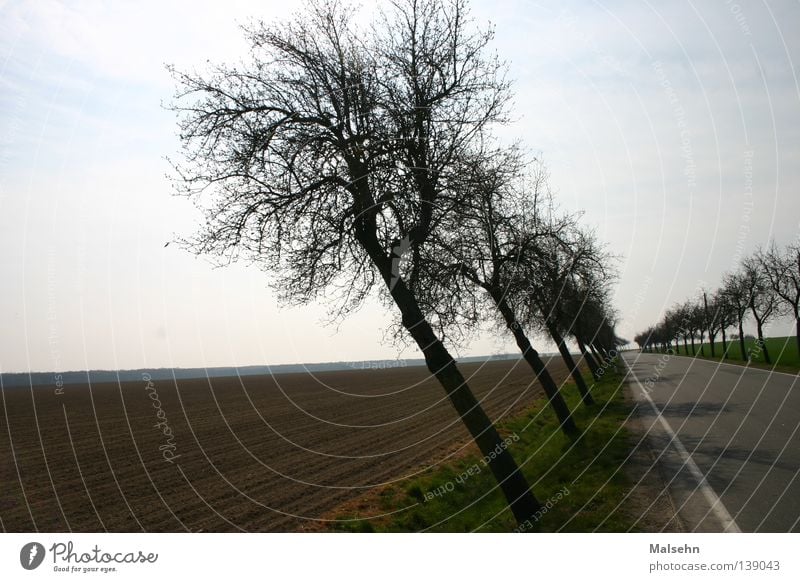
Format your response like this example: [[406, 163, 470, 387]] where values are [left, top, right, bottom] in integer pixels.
[[635, 242, 800, 363], [170, 0, 621, 527]]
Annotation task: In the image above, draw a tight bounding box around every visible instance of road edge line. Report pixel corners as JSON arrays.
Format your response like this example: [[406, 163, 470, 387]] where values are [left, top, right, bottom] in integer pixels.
[[624, 360, 742, 533]]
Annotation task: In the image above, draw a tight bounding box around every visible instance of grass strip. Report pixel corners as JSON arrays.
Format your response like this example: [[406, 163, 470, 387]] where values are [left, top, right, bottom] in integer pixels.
[[327, 365, 644, 532], [648, 336, 799, 375]]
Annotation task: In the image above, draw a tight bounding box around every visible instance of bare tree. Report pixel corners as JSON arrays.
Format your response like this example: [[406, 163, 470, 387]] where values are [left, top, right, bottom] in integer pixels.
[[569, 282, 618, 371], [670, 302, 692, 355], [554, 278, 606, 382], [169, 0, 542, 524], [588, 308, 623, 362], [659, 308, 679, 354], [417, 154, 581, 436], [638, 242, 800, 365], [688, 300, 706, 356], [516, 218, 608, 406], [714, 290, 735, 357], [573, 313, 604, 376], [702, 290, 720, 357], [720, 271, 751, 361], [759, 243, 800, 354], [634, 326, 656, 352], [741, 255, 779, 363]]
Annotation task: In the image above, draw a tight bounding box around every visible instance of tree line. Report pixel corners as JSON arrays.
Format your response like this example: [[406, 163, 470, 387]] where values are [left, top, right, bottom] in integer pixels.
[[169, 0, 621, 527], [634, 242, 800, 363]]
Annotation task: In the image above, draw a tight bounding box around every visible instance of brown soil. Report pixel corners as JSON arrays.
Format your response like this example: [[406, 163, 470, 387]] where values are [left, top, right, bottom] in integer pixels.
[[306, 376, 685, 533], [1, 358, 569, 532]]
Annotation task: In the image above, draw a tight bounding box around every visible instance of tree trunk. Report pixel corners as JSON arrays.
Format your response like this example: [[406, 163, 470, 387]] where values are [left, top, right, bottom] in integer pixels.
[[738, 319, 747, 361], [702, 292, 711, 358], [357, 232, 542, 524], [490, 293, 579, 436], [708, 332, 715, 357], [549, 326, 594, 406], [795, 315, 800, 358], [589, 343, 604, 365], [690, 334, 695, 355], [683, 336, 689, 355], [396, 282, 541, 523], [577, 336, 601, 380], [756, 321, 771, 364], [721, 327, 728, 358]]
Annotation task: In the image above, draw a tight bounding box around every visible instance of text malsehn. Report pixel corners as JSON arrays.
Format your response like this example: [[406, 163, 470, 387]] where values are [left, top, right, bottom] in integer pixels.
[[50, 542, 158, 564], [649, 543, 700, 554]]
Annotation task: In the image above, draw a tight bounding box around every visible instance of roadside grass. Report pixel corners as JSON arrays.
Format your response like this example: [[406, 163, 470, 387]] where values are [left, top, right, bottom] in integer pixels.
[[327, 365, 642, 532], [652, 336, 800, 374]]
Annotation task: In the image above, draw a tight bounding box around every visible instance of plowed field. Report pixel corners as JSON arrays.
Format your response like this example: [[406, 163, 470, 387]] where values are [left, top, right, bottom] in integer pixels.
[[1, 358, 569, 531]]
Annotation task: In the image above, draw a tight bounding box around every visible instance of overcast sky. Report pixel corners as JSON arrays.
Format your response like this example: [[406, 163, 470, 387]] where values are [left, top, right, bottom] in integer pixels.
[[1, 0, 798, 373]]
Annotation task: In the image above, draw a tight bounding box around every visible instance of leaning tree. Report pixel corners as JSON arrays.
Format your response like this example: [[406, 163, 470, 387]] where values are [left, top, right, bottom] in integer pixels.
[[701, 289, 721, 357], [413, 152, 582, 436], [515, 217, 604, 406], [741, 255, 779, 363], [567, 278, 618, 370], [565, 236, 619, 371], [758, 243, 800, 354], [720, 271, 751, 360], [169, 0, 543, 524]]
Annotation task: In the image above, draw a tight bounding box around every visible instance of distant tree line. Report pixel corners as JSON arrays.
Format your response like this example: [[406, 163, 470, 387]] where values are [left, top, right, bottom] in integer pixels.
[[169, 0, 622, 527], [634, 242, 800, 363]]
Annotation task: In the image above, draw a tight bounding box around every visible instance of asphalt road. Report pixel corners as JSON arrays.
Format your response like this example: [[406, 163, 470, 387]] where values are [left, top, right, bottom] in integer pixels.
[[623, 352, 800, 533]]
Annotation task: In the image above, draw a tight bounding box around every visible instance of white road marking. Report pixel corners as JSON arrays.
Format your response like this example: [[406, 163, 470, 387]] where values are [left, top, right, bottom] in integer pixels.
[[626, 363, 742, 533]]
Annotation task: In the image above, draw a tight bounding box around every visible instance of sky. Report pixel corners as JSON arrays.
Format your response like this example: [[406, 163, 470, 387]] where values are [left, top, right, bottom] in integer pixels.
[[1, 0, 798, 373]]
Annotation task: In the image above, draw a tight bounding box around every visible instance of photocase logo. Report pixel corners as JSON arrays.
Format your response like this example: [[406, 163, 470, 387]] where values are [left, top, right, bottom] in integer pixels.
[[389, 235, 411, 291], [20, 542, 46, 570]]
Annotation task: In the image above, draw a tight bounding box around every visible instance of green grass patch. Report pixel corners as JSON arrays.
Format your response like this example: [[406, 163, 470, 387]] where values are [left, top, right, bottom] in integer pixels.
[[659, 336, 800, 374], [328, 365, 642, 532]]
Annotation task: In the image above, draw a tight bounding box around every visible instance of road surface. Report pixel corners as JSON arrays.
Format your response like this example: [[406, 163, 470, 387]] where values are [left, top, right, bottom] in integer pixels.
[[624, 352, 800, 532]]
